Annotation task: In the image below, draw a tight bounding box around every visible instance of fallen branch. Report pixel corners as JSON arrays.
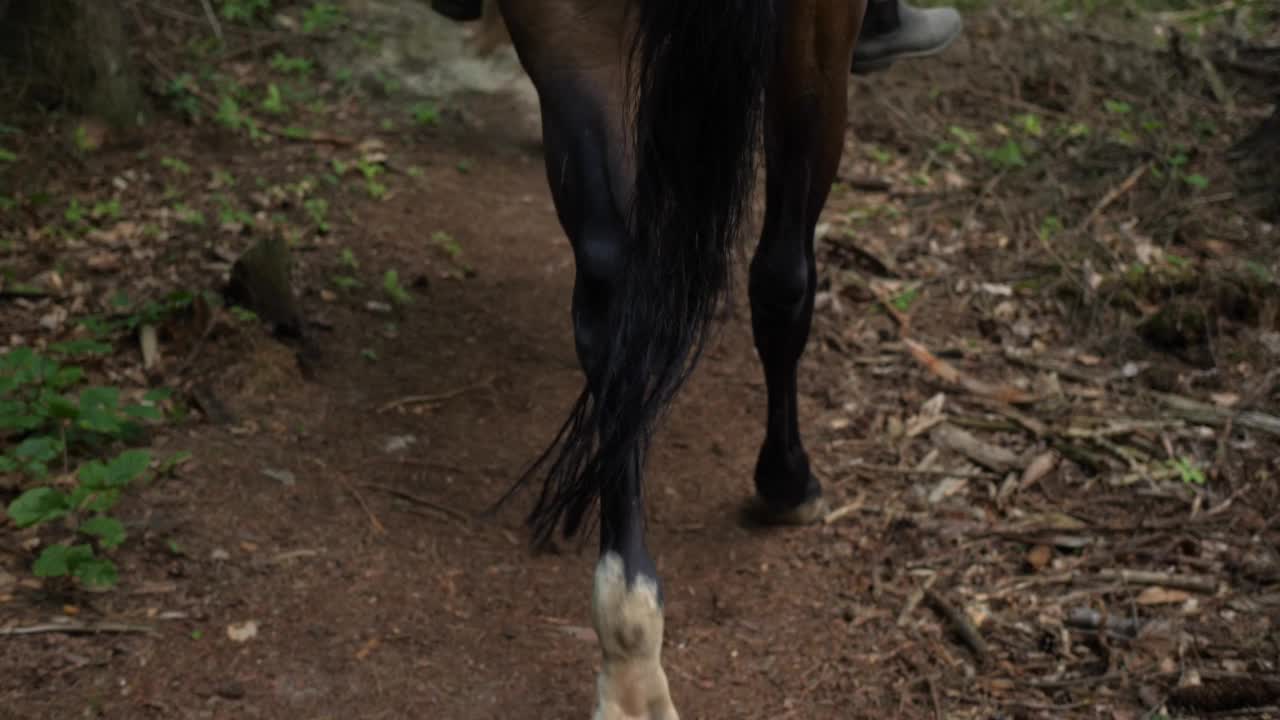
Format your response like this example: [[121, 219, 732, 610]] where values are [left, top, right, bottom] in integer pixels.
[[1065, 607, 1144, 637], [925, 589, 990, 667], [337, 475, 386, 535], [1095, 569, 1219, 594], [930, 423, 1021, 474], [362, 483, 471, 524], [905, 339, 1036, 405], [1168, 677, 1280, 714], [1154, 392, 1280, 437], [1078, 163, 1149, 230], [377, 376, 496, 413], [0, 622, 157, 637]]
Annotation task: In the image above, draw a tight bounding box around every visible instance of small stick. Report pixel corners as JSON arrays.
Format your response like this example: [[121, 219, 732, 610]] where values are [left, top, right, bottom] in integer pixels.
[[337, 476, 386, 535], [905, 338, 1035, 405], [931, 423, 1021, 474], [363, 483, 471, 524], [0, 622, 157, 637], [1079, 163, 1149, 230], [924, 588, 990, 666], [377, 376, 495, 413], [1065, 607, 1144, 637], [1095, 569, 1218, 594], [841, 461, 985, 479], [897, 574, 937, 627], [822, 492, 866, 525], [199, 0, 224, 43]]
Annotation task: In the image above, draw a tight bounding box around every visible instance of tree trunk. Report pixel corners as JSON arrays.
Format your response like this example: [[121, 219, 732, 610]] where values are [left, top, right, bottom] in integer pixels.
[[0, 0, 146, 128]]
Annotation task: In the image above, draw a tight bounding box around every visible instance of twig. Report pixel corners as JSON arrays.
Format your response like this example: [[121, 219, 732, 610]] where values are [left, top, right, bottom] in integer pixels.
[[924, 588, 990, 667], [930, 423, 1021, 474], [1095, 568, 1219, 594], [897, 574, 937, 626], [199, 0, 224, 43], [337, 476, 386, 535], [1065, 607, 1144, 637], [904, 338, 1036, 405], [0, 622, 157, 637], [1154, 392, 1280, 437], [362, 483, 471, 524], [841, 461, 986, 479], [377, 376, 496, 413], [1078, 163, 1149, 230], [822, 492, 866, 524]]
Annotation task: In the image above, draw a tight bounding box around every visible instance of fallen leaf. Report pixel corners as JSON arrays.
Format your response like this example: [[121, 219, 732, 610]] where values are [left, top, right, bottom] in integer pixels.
[[1026, 544, 1053, 571], [226, 620, 259, 642], [1210, 392, 1239, 408], [928, 476, 969, 504], [1136, 586, 1191, 606]]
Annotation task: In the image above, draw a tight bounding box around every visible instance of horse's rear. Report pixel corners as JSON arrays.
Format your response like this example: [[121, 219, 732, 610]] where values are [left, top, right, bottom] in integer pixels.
[[493, 1, 866, 717]]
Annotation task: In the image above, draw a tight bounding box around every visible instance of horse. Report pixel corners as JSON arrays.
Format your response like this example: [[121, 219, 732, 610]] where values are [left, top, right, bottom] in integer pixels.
[[491, 2, 868, 716]]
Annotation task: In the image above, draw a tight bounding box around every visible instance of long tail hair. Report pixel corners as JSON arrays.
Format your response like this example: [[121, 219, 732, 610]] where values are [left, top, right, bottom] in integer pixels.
[[514, 1, 780, 545]]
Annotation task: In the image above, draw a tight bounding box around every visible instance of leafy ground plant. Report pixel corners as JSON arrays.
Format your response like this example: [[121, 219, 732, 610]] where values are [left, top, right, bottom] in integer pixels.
[[2, 346, 171, 588]]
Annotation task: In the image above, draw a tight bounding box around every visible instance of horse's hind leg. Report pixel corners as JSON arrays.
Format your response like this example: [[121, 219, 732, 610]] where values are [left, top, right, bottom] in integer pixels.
[[521, 70, 677, 719], [750, 2, 863, 523]]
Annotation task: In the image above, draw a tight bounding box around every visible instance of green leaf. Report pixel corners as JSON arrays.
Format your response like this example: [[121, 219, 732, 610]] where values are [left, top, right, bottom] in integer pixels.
[[32, 543, 93, 578], [382, 270, 412, 305], [7, 487, 71, 527], [15, 435, 61, 463], [69, 486, 121, 513], [986, 140, 1027, 169], [78, 460, 111, 489], [80, 516, 127, 549], [1182, 173, 1209, 190], [1104, 99, 1132, 115], [106, 449, 151, 487], [49, 366, 85, 389], [72, 557, 118, 588], [78, 386, 123, 435], [0, 147, 16, 163], [46, 395, 80, 420]]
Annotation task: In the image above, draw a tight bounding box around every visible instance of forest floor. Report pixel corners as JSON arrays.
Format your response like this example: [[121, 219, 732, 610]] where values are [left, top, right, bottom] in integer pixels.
[[2, 1, 1279, 718]]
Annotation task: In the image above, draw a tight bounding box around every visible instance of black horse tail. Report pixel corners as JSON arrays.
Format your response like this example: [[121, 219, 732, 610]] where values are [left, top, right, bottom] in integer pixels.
[[518, 1, 780, 544]]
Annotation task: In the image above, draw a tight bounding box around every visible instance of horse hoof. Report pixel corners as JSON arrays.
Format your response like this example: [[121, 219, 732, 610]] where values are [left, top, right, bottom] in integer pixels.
[[592, 553, 680, 720], [749, 495, 828, 526]]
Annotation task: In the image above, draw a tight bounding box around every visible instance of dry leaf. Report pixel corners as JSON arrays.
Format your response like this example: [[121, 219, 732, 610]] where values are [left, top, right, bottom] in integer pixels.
[[1026, 544, 1053, 571], [1136, 586, 1192, 606], [226, 620, 259, 642]]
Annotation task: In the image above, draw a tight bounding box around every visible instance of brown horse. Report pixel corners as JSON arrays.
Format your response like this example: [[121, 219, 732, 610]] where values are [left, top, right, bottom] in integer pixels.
[[491, 2, 867, 717]]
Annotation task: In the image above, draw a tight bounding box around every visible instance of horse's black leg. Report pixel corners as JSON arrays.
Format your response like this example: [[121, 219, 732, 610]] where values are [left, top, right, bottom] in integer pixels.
[[534, 74, 677, 719], [750, 7, 862, 524]]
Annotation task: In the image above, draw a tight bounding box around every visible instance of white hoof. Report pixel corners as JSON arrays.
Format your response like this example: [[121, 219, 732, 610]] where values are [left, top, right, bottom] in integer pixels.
[[591, 553, 679, 720]]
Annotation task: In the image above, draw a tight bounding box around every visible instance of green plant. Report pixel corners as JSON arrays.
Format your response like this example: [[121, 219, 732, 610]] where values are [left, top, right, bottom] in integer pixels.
[[411, 102, 440, 127], [261, 84, 287, 116], [382, 270, 412, 305], [2, 347, 172, 588], [985, 139, 1027, 169], [1171, 457, 1205, 485], [220, 0, 271, 22], [305, 198, 330, 233], [161, 156, 191, 175], [269, 53, 313, 76], [302, 2, 345, 33], [0, 147, 16, 163]]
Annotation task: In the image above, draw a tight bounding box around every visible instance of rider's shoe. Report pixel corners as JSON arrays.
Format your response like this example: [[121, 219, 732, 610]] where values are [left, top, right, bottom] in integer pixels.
[[431, 0, 483, 22], [852, 2, 963, 75]]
